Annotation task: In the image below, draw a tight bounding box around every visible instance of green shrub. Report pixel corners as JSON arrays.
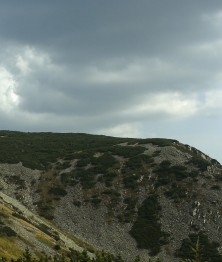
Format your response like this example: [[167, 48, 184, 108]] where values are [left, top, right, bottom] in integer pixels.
[[124, 197, 138, 211], [125, 154, 154, 171], [91, 152, 118, 167], [54, 244, 61, 250], [103, 171, 118, 185], [0, 225, 16, 237], [211, 158, 220, 165], [37, 203, 54, 220], [90, 198, 102, 207], [108, 146, 145, 158], [130, 194, 169, 255], [60, 171, 77, 186], [102, 189, 120, 197], [211, 185, 221, 190], [176, 231, 222, 262], [6, 175, 25, 188], [188, 157, 209, 171], [155, 163, 190, 187], [155, 176, 172, 187], [37, 223, 52, 235], [73, 200, 82, 207], [171, 165, 189, 181], [76, 158, 91, 167], [138, 138, 178, 147], [58, 161, 72, 169], [48, 187, 67, 196], [164, 184, 187, 199], [152, 150, 161, 157], [123, 175, 139, 189]]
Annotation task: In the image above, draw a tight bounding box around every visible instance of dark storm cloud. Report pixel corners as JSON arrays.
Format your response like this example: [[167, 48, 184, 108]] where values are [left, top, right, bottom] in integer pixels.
[[1, 0, 222, 64]]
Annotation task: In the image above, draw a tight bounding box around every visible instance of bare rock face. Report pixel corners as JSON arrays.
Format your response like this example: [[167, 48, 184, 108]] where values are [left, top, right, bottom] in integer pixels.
[[0, 163, 41, 210], [0, 132, 222, 261]]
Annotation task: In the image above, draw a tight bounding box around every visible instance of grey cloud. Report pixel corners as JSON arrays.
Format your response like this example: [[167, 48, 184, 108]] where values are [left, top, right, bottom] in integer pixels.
[[1, 0, 222, 65], [1, 1, 222, 162]]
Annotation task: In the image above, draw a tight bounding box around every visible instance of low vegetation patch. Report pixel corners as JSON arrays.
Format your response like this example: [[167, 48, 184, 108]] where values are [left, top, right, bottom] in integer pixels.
[[175, 231, 222, 261], [48, 187, 67, 197], [0, 224, 16, 237], [138, 138, 178, 147], [124, 154, 154, 171], [130, 194, 169, 256], [188, 156, 210, 171]]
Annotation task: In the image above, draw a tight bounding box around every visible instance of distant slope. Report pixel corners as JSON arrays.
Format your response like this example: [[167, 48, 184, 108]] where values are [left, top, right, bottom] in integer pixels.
[[0, 130, 180, 169]]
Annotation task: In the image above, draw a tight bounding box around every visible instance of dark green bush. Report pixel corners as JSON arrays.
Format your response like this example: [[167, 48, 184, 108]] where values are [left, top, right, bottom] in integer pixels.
[[54, 244, 61, 250], [211, 185, 221, 190], [124, 197, 138, 210], [73, 200, 82, 207], [37, 202, 54, 220], [76, 158, 91, 167], [176, 231, 222, 262], [102, 171, 118, 186], [58, 161, 72, 169], [130, 194, 169, 255], [188, 156, 209, 171], [123, 175, 139, 189], [155, 176, 172, 187], [125, 154, 154, 171], [159, 160, 171, 168], [108, 146, 145, 158], [60, 171, 77, 186], [90, 198, 102, 207], [216, 175, 222, 181], [0, 225, 16, 237], [48, 187, 67, 196], [102, 189, 120, 197], [164, 184, 187, 199], [91, 152, 118, 167], [152, 150, 161, 157], [155, 163, 190, 187], [138, 138, 178, 147], [6, 175, 25, 187], [171, 165, 189, 181], [211, 158, 220, 165]]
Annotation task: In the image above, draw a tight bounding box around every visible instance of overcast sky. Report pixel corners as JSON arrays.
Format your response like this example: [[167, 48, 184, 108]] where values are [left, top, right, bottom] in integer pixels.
[[1, 0, 222, 162]]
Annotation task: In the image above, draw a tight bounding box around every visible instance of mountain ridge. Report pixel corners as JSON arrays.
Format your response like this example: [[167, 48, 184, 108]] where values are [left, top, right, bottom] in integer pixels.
[[0, 131, 222, 261]]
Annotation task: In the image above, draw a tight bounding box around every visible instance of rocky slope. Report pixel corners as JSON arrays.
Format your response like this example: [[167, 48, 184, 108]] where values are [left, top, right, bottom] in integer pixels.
[[0, 131, 222, 261], [0, 189, 90, 259]]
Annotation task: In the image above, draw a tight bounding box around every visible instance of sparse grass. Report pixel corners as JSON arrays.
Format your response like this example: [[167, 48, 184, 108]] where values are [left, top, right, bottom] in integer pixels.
[[0, 203, 13, 217], [35, 234, 55, 248], [0, 237, 23, 260]]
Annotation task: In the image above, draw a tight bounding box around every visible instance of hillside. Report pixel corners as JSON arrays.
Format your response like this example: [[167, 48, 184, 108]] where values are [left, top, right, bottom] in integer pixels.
[[0, 131, 222, 261]]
